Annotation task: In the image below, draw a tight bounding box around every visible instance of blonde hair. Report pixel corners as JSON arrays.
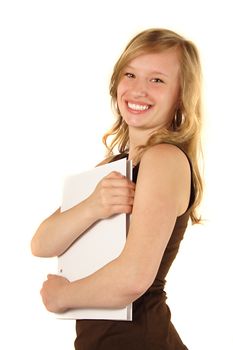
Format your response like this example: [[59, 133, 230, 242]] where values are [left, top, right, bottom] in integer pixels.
[[102, 28, 203, 224]]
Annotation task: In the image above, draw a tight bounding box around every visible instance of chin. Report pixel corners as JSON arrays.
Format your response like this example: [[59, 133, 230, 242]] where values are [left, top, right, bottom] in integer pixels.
[[123, 115, 146, 127]]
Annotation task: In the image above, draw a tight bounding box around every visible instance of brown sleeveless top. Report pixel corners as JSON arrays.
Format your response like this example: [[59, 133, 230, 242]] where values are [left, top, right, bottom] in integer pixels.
[[74, 152, 194, 349]]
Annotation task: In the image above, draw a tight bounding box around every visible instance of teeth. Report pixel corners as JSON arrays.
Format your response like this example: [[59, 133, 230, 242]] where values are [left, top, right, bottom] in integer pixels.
[[128, 102, 150, 111]]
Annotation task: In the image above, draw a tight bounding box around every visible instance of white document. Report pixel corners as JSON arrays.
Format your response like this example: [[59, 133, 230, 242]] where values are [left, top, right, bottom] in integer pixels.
[[57, 158, 132, 321]]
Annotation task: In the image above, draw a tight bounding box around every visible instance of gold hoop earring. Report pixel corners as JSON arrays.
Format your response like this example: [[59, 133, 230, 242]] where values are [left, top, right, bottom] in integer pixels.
[[172, 109, 183, 130]]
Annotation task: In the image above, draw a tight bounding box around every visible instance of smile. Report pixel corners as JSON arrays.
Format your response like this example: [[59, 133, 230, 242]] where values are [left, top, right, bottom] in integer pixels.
[[127, 102, 151, 111]]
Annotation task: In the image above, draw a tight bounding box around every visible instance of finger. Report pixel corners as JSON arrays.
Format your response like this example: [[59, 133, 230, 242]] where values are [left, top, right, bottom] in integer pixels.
[[47, 274, 57, 279], [105, 171, 124, 179], [112, 204, 133, 214], [104, 172, 136, 189], [102, 177, 135, 189], [100, 188, 135, 207], [106, 187, 135, 198], [112, 195, 134, 205]]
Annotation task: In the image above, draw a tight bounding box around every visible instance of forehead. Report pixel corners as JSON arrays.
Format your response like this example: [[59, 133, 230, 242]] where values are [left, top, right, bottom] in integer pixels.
[[126, 49, 180, 77]]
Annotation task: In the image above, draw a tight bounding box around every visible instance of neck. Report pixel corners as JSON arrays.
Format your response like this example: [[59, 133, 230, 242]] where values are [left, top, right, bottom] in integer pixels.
[[128, 127, 151, 163]]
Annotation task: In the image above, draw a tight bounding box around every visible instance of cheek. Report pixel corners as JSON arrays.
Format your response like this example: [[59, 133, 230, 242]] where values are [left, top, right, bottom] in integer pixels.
[[161, 86, 179, 108], [117, 81, 126, 96], [116, 88, 121, 106], [169, 83, 180, 105], [116, 83, 126, 106]]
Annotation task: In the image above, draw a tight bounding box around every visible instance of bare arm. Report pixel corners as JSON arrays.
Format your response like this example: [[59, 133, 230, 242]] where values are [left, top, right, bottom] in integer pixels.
[[31, 171, 135, 257], [31, 200, 97, 258], [40, 144, 191, 312]]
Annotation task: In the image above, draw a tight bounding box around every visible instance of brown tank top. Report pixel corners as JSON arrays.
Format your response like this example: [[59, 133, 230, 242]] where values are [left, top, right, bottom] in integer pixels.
[[74, 152, 194, 349]]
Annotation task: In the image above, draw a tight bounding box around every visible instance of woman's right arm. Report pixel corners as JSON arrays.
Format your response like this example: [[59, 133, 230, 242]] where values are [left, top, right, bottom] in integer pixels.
[[31, 198, 98, 258], [31, 171, 135, 258]]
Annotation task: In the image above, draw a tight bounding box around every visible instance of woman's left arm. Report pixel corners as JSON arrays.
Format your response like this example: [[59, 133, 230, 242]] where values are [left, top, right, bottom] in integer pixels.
[[40, 144, 191, 313]]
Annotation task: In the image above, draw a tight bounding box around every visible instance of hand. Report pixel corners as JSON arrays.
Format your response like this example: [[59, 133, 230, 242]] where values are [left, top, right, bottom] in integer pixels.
[[40, 274, 70, 313], [87, 171, 135, 220]]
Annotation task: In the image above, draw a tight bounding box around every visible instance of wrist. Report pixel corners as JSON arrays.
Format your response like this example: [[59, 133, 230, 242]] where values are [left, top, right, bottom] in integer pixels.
[[83, 196, 101, 223], [58, 281, 72, 313]]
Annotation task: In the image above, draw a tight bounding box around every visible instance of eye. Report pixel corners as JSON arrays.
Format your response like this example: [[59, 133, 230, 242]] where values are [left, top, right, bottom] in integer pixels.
[[151, 78, 164, 84], [124, 72, 135, 79]]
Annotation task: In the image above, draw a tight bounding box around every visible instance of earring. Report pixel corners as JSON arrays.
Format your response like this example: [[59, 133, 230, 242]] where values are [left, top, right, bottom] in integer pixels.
[[172, 109, 183, 130]]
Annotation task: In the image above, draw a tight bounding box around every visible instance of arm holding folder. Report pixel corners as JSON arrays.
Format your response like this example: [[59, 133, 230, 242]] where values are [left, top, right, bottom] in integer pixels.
[[31, 158, 136, 319]]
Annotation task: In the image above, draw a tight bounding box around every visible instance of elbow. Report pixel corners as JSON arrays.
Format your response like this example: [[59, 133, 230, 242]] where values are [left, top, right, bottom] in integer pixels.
[[130, 277, 152, 300], [30, 232, 56, 258], [122, 272, 154, 304], [116, 256, 156, 305], [30, 237, 46, 257], [31, 221, 46, 257], [31, 220, 58, 257], [30, 238, 38, 256]]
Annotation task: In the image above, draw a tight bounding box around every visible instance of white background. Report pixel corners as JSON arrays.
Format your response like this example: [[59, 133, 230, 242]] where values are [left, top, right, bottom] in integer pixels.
[[0, 0, 233, 349]]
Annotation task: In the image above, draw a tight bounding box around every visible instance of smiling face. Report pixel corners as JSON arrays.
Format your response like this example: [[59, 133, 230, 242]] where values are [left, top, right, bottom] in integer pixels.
[[116, 49, 181, 134]]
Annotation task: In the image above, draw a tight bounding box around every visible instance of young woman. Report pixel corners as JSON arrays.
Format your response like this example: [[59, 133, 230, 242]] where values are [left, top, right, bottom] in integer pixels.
[[31, 28, 203, 349]]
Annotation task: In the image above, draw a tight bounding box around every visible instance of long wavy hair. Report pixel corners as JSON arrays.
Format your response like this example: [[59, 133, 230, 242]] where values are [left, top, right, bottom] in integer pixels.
[[102, 28, 203, 224]]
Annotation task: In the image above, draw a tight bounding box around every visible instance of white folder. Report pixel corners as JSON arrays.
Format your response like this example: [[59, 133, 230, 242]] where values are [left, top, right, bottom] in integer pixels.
[[57, 158, 132, 320]]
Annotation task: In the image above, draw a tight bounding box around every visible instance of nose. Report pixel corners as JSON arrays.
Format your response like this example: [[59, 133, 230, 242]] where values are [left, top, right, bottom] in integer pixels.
[[131, 78, 148, 98]]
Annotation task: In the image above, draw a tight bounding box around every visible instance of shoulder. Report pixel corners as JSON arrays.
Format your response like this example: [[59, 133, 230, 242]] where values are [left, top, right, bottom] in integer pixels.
[[136, 144, 191, 216], [139, 143, 190, 180], [140, 143, 189, 167]]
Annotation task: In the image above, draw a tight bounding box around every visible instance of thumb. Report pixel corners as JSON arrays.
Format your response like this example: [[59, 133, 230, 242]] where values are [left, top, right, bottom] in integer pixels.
[[105, 171, 124, 179], [47, 274, 57, 279]]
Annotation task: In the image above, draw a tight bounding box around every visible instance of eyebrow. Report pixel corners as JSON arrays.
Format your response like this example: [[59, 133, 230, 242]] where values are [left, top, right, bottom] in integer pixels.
[[125, 65, 168, 77]]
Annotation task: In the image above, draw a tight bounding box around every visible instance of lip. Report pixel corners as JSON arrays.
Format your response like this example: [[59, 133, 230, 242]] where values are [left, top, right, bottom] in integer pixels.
[[126, 100, 152, 114]]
